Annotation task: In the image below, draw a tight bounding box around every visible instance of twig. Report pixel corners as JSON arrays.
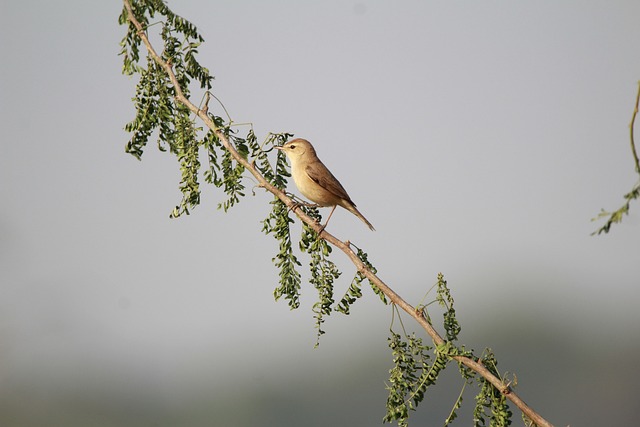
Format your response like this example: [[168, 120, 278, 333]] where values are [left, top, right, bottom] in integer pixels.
[[629, 81, 640, 173], [591, 82, 640, 235]]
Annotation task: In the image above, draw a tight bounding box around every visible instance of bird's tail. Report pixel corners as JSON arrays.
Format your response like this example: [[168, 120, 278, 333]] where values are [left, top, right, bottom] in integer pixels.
[[344, 202, 375, 231]]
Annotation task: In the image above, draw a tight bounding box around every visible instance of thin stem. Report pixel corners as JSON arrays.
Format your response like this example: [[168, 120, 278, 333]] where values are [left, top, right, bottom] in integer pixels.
[[629, 81, 640, 173]]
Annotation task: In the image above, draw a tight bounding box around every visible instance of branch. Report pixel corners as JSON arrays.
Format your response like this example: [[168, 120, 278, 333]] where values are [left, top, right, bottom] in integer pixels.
[[122, 2, 554, 426], [591, 81, 640, 235]]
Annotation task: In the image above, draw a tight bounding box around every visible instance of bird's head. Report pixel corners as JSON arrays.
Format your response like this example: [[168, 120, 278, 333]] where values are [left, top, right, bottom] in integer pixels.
[[275, 138, 316, 163]]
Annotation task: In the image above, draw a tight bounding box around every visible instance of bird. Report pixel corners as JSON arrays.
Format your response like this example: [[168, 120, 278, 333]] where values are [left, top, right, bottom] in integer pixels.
[[275, 138, 375, 231]]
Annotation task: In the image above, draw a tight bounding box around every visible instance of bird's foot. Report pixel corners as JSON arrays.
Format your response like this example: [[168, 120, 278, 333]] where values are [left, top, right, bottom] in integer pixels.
[[287, 199, 319, 214]]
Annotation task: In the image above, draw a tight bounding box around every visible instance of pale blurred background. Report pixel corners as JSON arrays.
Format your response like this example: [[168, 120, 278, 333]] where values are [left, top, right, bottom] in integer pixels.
[[1, 1, 639, 426]]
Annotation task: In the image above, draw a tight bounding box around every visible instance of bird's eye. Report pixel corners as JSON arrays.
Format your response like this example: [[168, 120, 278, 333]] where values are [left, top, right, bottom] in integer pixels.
[[290, 145, 296, 149]]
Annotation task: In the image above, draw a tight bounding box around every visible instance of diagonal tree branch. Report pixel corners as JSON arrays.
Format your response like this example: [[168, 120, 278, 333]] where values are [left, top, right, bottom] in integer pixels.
[[122, 1, 554, 426]]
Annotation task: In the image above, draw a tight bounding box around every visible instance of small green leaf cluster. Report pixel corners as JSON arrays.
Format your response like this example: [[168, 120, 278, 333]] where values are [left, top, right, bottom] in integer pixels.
[[216, 132, 249, 212], [384, 274, 513, 427], [262, 138, 304, 310], [119, 0, 209, 82], [264, 196, 302, 310], [336, 247, 387, 315], [436, 273, 461, 342], [299, 224, 340, 345], [253, 132, 293, 191], [119, 0, 214, 217], [335, 274, 363, 315], [473, 351, 513, 427], [592, 181, 640, 235], [384, 330, 447, 427]]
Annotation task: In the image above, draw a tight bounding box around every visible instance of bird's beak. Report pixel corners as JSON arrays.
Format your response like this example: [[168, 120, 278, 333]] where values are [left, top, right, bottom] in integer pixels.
[[274, 146, 284, 150]]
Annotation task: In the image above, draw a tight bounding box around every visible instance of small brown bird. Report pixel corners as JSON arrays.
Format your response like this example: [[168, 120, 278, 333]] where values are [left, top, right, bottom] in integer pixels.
[[275, 138, 375, 231]]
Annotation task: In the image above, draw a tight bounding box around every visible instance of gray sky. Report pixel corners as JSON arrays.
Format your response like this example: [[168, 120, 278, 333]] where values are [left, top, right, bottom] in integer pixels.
[[1, 1, 639, 426]]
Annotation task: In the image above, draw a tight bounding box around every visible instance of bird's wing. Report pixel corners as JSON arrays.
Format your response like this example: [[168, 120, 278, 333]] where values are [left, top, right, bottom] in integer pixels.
[[305, 161, 354, 204]]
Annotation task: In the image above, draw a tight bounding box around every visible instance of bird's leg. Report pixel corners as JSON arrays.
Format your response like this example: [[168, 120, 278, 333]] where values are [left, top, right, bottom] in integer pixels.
[[287, 197, 320, 214], [284, 196, 326, 232], [318, 205, 337, 233], [287, 200, 300, 214]]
